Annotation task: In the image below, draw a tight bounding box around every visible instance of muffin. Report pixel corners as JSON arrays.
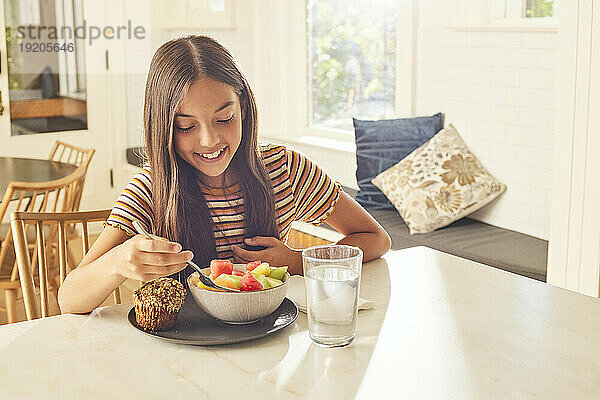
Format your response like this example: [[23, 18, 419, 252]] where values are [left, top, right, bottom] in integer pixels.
[[133, 277, 186, 331]]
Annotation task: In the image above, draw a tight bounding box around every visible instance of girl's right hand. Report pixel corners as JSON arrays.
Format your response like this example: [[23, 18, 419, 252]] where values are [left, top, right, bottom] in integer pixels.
[[111, 234, 193, 282]]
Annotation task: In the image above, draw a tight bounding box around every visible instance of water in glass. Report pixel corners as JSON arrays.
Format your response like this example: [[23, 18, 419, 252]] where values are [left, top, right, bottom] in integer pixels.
[[305, 264, 359, 347]]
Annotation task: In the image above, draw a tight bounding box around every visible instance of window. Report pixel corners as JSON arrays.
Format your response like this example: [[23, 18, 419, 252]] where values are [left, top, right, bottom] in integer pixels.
[[307, 0, 398, 132], [492, 0, 558, 21], [525, 0, 557, 18], [4, 0, 88, 136]]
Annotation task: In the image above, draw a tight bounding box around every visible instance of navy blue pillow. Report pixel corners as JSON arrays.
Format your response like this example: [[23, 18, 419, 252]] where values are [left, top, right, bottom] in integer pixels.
[[353, 113, 444, 209]]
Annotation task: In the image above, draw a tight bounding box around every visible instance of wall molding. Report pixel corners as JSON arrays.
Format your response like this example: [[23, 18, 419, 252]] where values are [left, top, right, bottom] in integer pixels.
[[547, 0, 600, 297]]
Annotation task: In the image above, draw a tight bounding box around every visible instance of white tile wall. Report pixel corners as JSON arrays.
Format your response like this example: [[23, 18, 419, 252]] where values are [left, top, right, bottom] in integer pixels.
[[119, 1, 556, 241], [416, 27, 557, 240]]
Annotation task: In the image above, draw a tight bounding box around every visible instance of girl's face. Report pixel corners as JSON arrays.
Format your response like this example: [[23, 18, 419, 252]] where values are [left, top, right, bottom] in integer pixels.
[[173, 76, 244, 186]]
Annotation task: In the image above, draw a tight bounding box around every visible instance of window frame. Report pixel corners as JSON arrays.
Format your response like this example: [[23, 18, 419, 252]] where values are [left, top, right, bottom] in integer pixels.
[[492, 0, 558, 24], [276, 0, 415, 145], [457, 0, 558, 28]]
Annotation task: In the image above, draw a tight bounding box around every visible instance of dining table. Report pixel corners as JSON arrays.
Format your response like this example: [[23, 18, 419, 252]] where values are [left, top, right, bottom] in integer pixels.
[[0, 156, 77, 199], [0, 246, 599, 399]]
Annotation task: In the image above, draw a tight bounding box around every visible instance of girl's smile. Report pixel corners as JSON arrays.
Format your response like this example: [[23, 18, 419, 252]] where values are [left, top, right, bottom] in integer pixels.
[[193, 145, 228, 163], [173, 76, 244, 186]]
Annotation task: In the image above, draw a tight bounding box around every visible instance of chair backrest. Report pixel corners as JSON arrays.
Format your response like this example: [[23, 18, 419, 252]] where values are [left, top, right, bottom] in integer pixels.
[[11, 209, 120, 320], [0, 164, 87, 280], [48, 140, 95, 168], [48, 141, 95, 212]]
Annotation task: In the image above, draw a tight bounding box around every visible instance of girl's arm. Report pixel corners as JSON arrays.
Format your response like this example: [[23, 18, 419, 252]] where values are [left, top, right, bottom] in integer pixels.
[[324, 190, 392, 261], [58, 226, 193, 314], [232, 191, 391, 274]]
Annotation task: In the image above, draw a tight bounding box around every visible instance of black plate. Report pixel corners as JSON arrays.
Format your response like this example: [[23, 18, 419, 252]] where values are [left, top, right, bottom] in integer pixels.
[[128, 295, 298, 345]]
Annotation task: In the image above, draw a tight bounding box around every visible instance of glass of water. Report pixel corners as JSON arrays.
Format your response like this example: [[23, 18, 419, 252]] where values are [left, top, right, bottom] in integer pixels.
[[302, 245, 363, 347]]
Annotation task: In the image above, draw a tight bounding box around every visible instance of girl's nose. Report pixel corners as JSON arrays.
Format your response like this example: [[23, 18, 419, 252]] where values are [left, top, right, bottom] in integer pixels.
[[197, 126, 219, 148]]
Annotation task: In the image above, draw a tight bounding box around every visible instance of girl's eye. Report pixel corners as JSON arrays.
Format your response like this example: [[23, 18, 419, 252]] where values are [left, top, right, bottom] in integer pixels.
[[217, 115, 234, 124], [176, 126, 194, 133]]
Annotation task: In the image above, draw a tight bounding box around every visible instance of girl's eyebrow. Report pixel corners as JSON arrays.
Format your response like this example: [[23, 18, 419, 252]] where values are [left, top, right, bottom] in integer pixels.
[[175, 101, 234, 118], [214, 101, 234, 113]]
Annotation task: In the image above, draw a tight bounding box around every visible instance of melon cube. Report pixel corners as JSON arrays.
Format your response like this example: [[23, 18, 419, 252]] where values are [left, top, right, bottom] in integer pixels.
[[196, 279, 222, 292], [254, 274, 269, 289], [252, 262, 271, 276], [213, 274, 241, 290], [265, 277, 283, 288], [268, 266, 288, 280]]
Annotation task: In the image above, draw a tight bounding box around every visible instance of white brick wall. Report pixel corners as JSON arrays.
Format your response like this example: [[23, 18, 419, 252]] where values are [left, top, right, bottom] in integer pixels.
[[416, 27, 557, 239], [119, 1, 556, 241]]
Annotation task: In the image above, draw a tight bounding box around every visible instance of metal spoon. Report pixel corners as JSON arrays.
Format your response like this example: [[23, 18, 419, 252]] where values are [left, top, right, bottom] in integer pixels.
[[132, 220, 239, 292]]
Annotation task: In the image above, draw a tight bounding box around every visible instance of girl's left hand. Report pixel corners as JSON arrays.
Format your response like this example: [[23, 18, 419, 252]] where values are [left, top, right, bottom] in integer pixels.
[[231, 237, 303, 275]]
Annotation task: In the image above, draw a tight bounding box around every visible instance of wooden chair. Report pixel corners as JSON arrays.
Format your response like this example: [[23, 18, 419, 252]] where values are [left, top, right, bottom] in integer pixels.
[[11, 209, 121, 320], [49, 141, 97, 276], [48, 141, 95, 212], [0, 164, 87, 323], [49, 140, 95, 167], [286, 228, 332, 249]]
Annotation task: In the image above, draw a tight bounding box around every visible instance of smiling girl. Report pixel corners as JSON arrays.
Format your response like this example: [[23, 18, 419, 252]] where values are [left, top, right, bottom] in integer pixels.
[[58, 35, 390, 313]]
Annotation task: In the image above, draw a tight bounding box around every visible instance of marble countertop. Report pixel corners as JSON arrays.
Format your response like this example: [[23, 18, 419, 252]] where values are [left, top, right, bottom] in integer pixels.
[[1, 246, 599, 399]]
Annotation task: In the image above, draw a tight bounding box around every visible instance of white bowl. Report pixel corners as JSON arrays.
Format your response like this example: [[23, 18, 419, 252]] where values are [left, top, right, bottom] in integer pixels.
[[187, 268, 290, 324]]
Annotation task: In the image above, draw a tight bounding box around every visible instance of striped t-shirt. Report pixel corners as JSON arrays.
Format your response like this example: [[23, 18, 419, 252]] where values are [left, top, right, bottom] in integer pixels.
[[106, 144, 341, 260]]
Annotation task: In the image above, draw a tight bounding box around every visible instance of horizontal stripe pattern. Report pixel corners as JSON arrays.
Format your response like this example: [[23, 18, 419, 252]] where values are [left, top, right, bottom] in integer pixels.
[[106, 144, 341, 260]]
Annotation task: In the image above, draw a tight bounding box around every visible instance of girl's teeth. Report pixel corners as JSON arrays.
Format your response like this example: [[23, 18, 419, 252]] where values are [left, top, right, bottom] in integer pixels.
[[200, 148, 224, 159]]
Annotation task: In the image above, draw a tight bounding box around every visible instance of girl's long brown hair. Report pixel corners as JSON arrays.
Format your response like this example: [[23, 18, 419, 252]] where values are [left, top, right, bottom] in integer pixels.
[[143, 35, 278, 282]]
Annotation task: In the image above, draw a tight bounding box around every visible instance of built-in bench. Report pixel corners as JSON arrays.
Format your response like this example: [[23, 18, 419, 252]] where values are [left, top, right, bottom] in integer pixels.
[[125, 148, 548, 282], [329, 187, 548, 282]]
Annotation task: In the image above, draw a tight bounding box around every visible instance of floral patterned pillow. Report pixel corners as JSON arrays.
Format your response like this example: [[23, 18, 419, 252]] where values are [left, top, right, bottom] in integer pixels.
[[371, 125, 506, 234]]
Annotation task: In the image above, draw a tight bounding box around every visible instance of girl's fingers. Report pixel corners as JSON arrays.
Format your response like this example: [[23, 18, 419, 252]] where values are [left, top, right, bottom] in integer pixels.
[[135, 236, 182, 253], [134, 250, 194, 266], [231, 244, 266, 261], [244, 236, 279, 247], [132, 262, 189, 278], [148, 233, 168, 242], [233, 254, 249, 264], [231, 246, 250, 264], [232, 250, 251, 264]]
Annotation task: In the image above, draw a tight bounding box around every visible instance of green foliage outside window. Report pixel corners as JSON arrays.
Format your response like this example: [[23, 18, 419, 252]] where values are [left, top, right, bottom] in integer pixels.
[[526, 0, 555, 18], [308, 0, 397, 130], [6, 27, 24, 90]]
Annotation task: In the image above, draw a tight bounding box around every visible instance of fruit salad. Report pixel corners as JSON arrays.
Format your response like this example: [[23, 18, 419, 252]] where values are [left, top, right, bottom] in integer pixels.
[[195, 259, 288, 292]]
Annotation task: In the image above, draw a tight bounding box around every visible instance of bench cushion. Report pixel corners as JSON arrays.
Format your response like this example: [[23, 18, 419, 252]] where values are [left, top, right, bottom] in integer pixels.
[[341, 187, 547, 281]]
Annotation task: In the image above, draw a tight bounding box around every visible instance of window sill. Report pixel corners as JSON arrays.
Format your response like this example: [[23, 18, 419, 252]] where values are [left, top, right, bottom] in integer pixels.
[[448, 23, 558, 32], [260, 132, 359, 190], [261, 133, 356, 155], [294, 135, 356, 153]]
